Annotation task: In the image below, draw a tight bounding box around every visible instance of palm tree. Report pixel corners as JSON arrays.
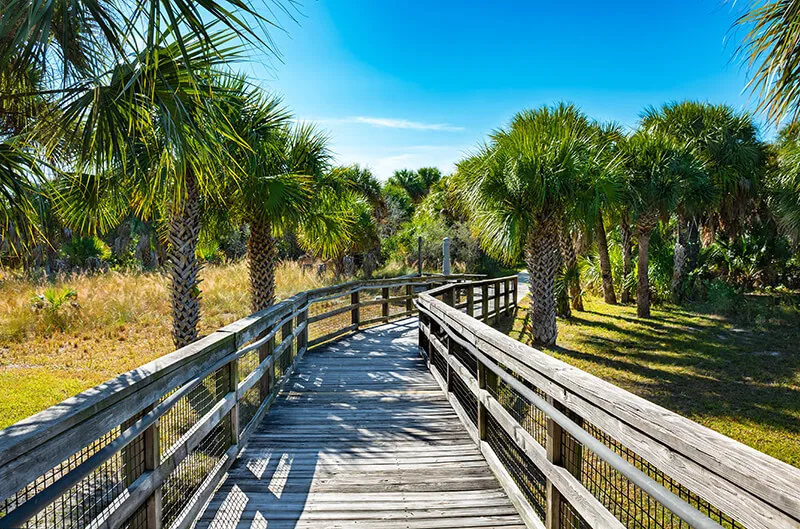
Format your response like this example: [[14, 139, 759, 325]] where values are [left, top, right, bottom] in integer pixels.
[[54, 29, 245, 347], [574, 122, 625, 305], [217, 81, 355, 310], [736, 0, 800, 124], [622, 131, 706, 317], [770, 127, 800, 240], [459, 104, 591, 345], [641, 102, 762, 300]]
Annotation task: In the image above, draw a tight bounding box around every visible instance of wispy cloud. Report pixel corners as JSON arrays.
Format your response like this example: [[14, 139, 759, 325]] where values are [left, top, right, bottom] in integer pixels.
[[313, 116, 464, 132], [348, 116, 464, 131]]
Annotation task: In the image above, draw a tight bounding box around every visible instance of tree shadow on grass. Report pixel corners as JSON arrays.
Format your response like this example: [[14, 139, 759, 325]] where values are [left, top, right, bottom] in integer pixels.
[[503, 298, 800, 465]]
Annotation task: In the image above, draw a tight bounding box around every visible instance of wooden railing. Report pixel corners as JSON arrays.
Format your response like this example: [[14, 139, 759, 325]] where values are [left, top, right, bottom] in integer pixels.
[[0, 273, 480, 529], [416, 279, 800, 529]]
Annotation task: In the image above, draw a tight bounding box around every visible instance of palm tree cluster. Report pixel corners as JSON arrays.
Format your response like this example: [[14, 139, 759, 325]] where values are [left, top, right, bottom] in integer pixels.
[[456, 100, 800, 346], [0, 1, 367, 347]]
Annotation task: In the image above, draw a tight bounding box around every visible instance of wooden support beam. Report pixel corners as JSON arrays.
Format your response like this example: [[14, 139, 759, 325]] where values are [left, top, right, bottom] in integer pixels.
[[381, 287, 390, 319], [351, 290, 360, 328]]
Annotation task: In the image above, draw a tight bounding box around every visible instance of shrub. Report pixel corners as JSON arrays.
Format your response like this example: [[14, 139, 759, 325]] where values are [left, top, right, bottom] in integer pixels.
[[30, 286, 79, 331], [61, 237, 112, 267]]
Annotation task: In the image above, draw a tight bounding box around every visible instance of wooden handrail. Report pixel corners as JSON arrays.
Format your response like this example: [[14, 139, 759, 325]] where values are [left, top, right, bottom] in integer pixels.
[[0, 273, 484, 529], [415, 284, 800, 529]]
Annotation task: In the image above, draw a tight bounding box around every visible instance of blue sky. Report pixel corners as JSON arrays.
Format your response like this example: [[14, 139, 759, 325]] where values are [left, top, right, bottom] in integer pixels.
[[244, 0, 758, 180]]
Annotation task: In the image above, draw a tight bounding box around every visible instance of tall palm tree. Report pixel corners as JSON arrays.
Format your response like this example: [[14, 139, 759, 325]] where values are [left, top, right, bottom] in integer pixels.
[[641, 102, 762, 300], [736, 0, 800, 125], [217, 81, 355, 311], [574, 122, 625, 305], [54, 28, 244, 347], [622, 131, 706, 317], [770, 127, 800, 240], [459, 104, 591, 345]]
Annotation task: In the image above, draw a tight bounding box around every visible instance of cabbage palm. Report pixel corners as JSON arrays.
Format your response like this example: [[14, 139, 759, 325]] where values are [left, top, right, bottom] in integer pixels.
[[771, 131, 800, 239], [736, 0, 800, 124], [641, 102, 761, 300], [217, 82, 355, 310], [55, 28, 244, 347], [459, 104, 591, 345], [622, 131, 706, 317]]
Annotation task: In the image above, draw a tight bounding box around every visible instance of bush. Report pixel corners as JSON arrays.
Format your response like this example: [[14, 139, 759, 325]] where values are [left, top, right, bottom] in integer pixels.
[[61, 237, 112, 267]]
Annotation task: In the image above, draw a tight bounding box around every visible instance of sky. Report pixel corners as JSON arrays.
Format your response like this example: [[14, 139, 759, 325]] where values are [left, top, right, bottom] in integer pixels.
[[243, 0, 760, 180]]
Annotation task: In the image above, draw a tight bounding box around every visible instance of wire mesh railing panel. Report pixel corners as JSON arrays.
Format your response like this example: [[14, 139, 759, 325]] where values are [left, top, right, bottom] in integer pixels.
[[562, 420, 747, 529], [119, 502, 148, 529], [560, 499, 592, 529], [430, 341, 448, 381], [238, 384, 261, 433], [485, 414, 547, 522], [486, 374, 547, 447], [450, 339, 477, 376], [359, 287, 385, 326], [387, 285, 410, 317], [0, 427, 146, 529], [161, 419, 231, 529], [160, 369, 226, 461], [450, 371, 477, 425], [308, 295, 352, 342], [237, 348, 259, 381]]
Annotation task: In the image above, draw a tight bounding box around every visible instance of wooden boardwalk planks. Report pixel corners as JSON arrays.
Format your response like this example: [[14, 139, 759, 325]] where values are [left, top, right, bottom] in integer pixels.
[[196, 318, 524, 529]]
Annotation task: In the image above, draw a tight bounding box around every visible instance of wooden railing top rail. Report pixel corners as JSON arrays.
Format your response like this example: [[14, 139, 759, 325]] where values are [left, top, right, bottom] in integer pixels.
[[415, 287, 800, 529], [0, 273, 480, 508]]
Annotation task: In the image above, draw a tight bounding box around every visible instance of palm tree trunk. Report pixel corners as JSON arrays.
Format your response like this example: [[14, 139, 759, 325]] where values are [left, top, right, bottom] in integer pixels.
[[167, 171, 202, 348], [560, 228, 583, 311], [637, 225, 652, 318], [620, 215, 633, 303], [595, 211, 616, 304], [248, 219, 278, 312], [671, 214, 689, 303], [524, 212, 561, 346]]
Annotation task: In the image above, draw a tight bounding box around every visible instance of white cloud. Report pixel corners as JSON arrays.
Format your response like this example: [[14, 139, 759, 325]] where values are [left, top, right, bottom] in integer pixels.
[[314, 116, 464, 132], [347, 116, 464, 131]]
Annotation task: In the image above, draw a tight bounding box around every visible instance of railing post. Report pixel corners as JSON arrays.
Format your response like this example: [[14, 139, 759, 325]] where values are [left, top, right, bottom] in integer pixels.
[[503, 278, 510, 316], [405, 283, 413, 314], [282, 317, 294, 372], [224, 358, 240, 446], [259, 335, 274, 402], [351, 289, 360, 328], [382, 287, 390, 320], [466, 284, 474, 317], [512, 276, 519, 308], [481, 283, 489, 322], [144, 407, 162, 529], [443, 285, 454, 307], [297, 298, 308, 355], [545, 396, 562, 529], [493, 280, 500, 324]]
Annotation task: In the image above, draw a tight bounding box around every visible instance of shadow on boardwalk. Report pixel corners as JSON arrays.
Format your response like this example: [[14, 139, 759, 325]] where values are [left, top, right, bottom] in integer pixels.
[[195, 319, 524, 529]]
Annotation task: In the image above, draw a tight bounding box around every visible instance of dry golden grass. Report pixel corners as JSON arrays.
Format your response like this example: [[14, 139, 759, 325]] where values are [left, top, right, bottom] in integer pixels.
[[0, 261, 333, 428]]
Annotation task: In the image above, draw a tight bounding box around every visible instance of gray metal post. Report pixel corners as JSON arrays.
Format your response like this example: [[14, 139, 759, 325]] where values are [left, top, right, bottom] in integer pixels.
[[442, 237, 451, 276]]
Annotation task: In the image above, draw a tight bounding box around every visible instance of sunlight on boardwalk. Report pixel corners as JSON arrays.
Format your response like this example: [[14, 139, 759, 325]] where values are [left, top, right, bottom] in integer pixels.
[[196, 319, 524, 529]]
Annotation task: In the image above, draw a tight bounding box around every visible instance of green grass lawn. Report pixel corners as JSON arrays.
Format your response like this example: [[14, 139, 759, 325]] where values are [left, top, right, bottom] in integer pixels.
[[500, 295, 800, 468]]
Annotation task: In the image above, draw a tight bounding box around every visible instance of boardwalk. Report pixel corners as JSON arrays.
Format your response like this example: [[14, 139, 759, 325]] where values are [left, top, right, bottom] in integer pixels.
[[196, 319, 525, 529]]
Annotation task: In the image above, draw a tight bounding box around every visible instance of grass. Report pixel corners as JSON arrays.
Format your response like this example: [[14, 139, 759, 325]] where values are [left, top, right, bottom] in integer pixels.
[[0, 261, 333, 428], [501, 293, 800, 468]]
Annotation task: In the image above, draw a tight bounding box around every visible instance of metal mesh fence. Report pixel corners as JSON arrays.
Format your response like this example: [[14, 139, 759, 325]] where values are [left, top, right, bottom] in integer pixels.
[[160, 369, 226, 461], [450, 370, 478, 426], [485, 375, 547, 447], [161, 419, 231, 529], [562, 419, 747, 529], [0, 426, 146, 529], [485, 413, 547, 522], [560, 498, 591, 529], [308, 294, 352, 342]]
